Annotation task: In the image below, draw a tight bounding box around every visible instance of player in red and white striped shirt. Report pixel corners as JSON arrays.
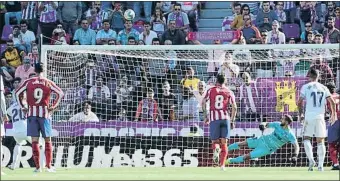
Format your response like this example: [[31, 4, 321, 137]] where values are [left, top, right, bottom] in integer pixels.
[[202, 74, 237, 170], [15, 62, 64, 173], [326, 82, 340, 170]]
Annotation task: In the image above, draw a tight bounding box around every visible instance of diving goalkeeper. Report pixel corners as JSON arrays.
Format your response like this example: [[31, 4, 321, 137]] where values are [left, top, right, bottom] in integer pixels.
[[226, 115, 299, 165]]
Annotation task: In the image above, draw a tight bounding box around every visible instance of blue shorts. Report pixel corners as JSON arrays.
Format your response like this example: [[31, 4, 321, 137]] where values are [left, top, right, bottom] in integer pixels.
[[209, 120, 230, 140], [328, 120, 340, 143], [27, 117, 52, 138], [246, 137, 275, 159]]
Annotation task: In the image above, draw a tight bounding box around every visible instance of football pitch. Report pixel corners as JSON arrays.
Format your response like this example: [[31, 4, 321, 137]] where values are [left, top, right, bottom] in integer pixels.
[[1, 167, 339, 180]]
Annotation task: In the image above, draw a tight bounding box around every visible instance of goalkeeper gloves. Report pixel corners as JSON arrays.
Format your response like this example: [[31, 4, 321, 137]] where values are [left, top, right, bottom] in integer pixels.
[[259, 124, 265, 131]]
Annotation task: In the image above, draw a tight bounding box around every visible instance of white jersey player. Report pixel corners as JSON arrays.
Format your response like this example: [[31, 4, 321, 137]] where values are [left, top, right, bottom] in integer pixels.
[[298, 68, 336, 171], [7, 102, 45, 170], [1, 75, 8, 175]]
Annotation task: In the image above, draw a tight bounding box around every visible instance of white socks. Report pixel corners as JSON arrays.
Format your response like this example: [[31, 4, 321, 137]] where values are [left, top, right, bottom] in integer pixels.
[[12, 144, 21, 169], [317, 142, 326, 168], [303, 140, 314, 163]]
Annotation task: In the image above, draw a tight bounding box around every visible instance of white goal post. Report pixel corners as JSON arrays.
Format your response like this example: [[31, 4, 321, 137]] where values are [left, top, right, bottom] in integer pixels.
[[31, 44, 339, 168]]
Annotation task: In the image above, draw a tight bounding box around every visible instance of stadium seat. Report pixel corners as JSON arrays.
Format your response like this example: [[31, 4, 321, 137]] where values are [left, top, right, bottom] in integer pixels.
[[0, 44, 7, 54], [282, 24, 300, 39], [1, 25, 13, 41]]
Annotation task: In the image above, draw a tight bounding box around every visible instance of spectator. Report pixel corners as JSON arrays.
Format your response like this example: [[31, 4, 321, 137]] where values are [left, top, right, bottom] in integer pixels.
[[115, 75, 133, 108], [207, 39, 223, 77], [14, 56, 34, 81], [21, 2, 38, 35], [239, 72, 260, 122], [256, 1, 278, 27], [18, 20, 35, 53], [164, 40, 178, 90], [180, 67, 200, 91], [231, 4, 254, 30], [158, 81, 177, 121], [57, 2, 82, 35], [135, 88, 159, 122], [151, 8, 167, 36], [279, 38, 300, 76], [96, 19, 117, 45], [88, 8, 102, 31], [193, 81, 207, 114], [68, 102, 99, 122], [85, 60, 100, 88], [88, 76, 111, 119], [115, 108, 127, 121], [266, 20, 286, 44], [299, 1, 314, 32], [85, 2, 109, 22], [308, 56, 335, 85], [161, 20, 186, 45], [108, 2, 125, 34], [218, 52, 240, 90], [133, 1, 152, 22], [180, 87, 199, 121], [167, 4, 189, 32], [138, 40, 146, 45], [258, 17, 272, 32], [1, 40, 24, 69], [127, 36, 137, 45], [10, 77, 21, 103], [305, 31, 315, 44], [73, 19, 96, 45], [108, 39, 116, 45], [0, 67, 14, 88], [28, 44, 39, 65], [38, 2, 58, 44], [260, 31, 268, 44], [139, 22, 158, 45], [275, 2, 286, 26], [4, 2, 22, 25], [8, 25, 21, 48], [335, 7, 340, 30], [151, 38, 161, 45], [300, 22, 318, 42], [323, 17, 340, 44], [51, 25, 68, 45], [235, 14, 261, 44], [117, 20, 140, 45], [232, 3, 242, 18], [324, 2, 336, 29], [156, 1, 174, 17], [176, 1, 198, 32], [281, 1, 297, 24]]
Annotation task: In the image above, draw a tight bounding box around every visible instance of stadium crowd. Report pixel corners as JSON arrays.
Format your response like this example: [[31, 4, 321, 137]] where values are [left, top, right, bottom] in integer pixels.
[[0, 1, 339, 123]]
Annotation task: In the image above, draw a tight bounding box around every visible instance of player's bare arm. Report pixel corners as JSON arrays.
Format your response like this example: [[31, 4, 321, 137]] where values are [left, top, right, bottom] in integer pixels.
[[297, 97, 305, 123], [326, 96, 337, 124], [202, 97, 209, 124], [230, 101, 237, 129]]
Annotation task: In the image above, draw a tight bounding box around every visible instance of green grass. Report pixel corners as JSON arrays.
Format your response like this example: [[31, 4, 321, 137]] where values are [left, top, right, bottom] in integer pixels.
[[1, 167, 339, 180]]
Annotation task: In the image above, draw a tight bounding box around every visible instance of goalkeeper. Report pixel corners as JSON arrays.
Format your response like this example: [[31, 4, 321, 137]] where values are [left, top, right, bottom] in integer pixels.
[[226, 115, 300, 165]]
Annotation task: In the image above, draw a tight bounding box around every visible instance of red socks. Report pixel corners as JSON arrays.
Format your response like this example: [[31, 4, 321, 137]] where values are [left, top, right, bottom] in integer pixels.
[[220, 143, 228, 167], [45, 142, 53, 169], [32, 141, 40, 169], [329, 143, 339, 165]]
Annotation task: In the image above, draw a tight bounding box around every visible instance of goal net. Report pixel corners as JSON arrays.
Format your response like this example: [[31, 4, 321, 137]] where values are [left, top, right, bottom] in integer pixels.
[[38, 44, 339, 168]]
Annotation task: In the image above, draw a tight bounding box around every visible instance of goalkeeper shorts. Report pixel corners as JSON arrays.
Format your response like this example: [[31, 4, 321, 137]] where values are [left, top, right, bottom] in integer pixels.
[[246, 137, 275, 159]]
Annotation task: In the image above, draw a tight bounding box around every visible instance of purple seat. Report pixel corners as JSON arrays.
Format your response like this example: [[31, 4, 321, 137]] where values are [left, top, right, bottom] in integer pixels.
[[282, 24, 300, 39], [0, 44, 6, 55], [1, 25, 13, 41], [133, 25, 144, 33]]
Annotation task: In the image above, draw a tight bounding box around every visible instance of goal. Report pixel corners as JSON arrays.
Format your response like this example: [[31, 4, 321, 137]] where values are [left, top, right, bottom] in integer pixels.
[[38, 44, 338, 168]]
